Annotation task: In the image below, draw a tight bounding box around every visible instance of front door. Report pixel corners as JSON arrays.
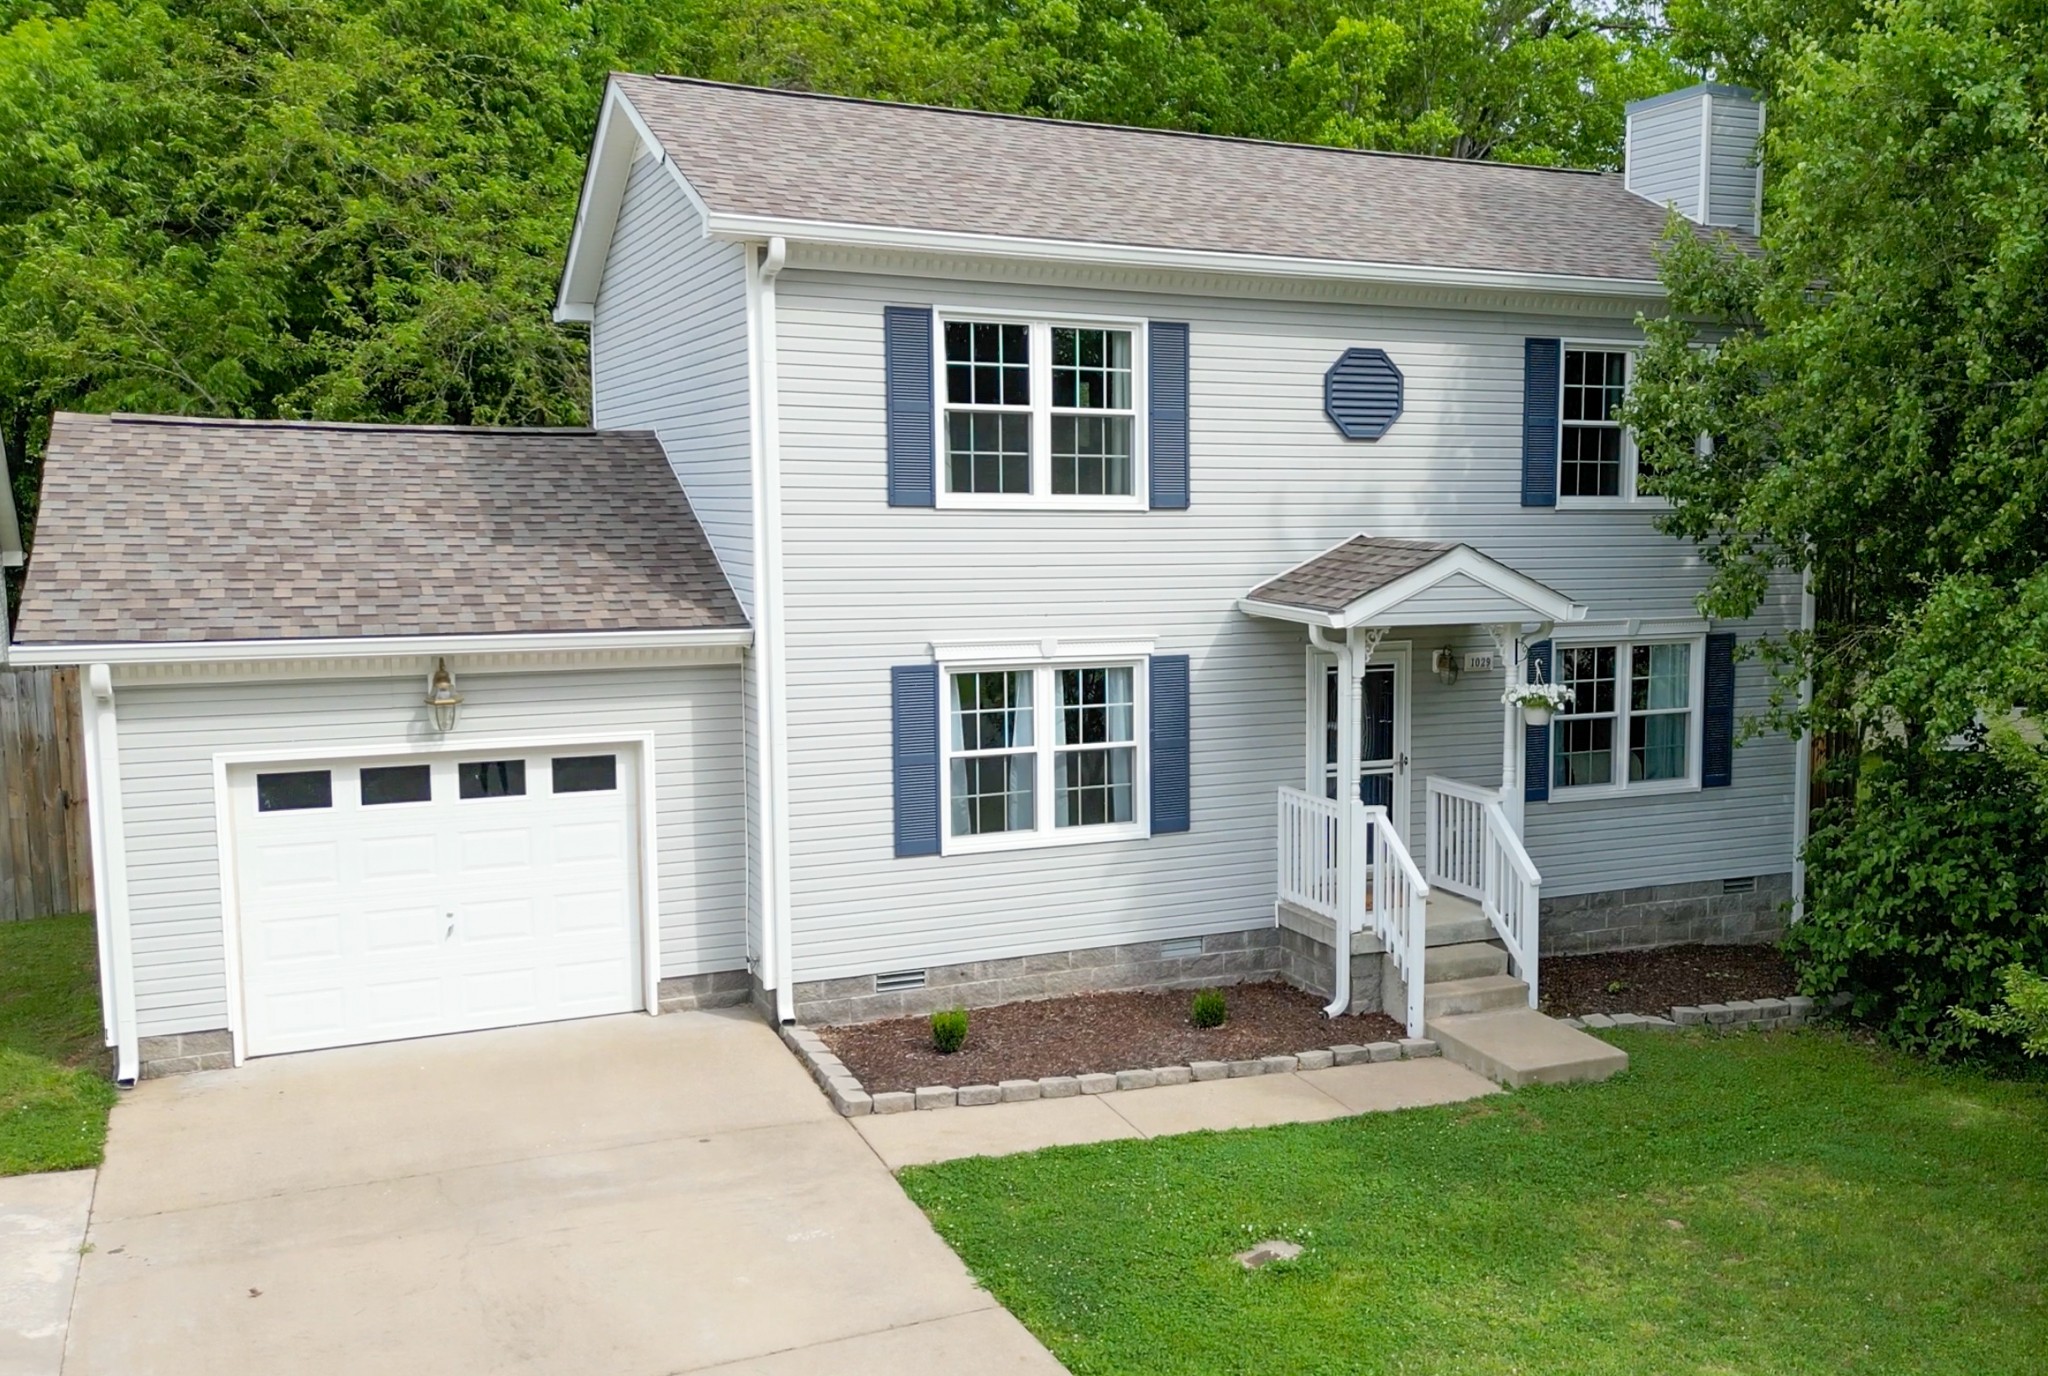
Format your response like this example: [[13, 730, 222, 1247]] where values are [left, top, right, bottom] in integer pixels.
[[1311, 648, 1411, 841]]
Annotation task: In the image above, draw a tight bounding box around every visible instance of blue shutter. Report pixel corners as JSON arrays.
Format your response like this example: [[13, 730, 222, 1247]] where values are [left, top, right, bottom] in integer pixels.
[[1523, 639, 1552, 802], [884, 306, 935, 508], [1521, 338, 1561, 507], [1149, 654, 1191, 833], [1148, 322, 1190, 510], [891, 664, 941, 856], [1703, 632, 1736, 788]]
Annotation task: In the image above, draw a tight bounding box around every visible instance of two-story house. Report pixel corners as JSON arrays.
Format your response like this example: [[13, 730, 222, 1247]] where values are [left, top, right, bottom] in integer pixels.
[[9, 78, 1799, 1083]]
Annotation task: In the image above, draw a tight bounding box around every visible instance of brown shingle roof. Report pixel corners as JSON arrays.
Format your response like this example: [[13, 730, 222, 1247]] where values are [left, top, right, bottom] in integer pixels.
[[614, 75, 1688, 283], [12, 413, 746, 645], [1246, 536, 1459, 614]]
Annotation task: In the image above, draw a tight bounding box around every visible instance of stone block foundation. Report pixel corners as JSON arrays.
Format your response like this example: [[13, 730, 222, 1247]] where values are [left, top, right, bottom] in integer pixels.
[[138, 1031, 233, 1078], [657, 968, 753, 1012], [1539, 872, 1794, 956]]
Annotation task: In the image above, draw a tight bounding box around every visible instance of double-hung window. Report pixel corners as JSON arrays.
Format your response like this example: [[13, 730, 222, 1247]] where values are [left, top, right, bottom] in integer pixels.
[[940, 316, 1143, 506], [942, 659, 1147, 849], [1551, 639, 1701, 794], [1559, 346, 1657, 503]]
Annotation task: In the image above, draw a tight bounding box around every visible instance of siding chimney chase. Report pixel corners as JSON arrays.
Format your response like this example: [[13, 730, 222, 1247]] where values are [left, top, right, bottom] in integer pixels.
[[1623, 83, 1763, 235]]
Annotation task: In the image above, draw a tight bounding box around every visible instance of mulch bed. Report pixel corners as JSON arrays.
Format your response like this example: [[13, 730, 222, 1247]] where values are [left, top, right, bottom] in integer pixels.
[[1539, 943, 1799, 1017], [819, 982, 1406, 1094]]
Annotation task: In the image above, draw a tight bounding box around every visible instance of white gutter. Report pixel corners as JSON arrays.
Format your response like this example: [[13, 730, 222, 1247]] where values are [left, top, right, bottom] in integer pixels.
[[82, 665, 138, 1085], [703, 213, 1670, 303], [6, 626, 753, 668], [749, 235, 797, 1025]]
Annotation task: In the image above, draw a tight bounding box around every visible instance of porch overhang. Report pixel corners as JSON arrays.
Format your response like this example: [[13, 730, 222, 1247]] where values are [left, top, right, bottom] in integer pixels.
[[1237, 535, 1587, 630]]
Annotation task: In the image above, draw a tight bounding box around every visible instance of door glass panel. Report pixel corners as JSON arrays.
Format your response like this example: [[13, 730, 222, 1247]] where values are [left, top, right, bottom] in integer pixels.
[[257, 770, 332, 812], [459, 760, 527, 799], [361, 764, 431, 806], [1321, 664, 1399, 803], [1361, 667, 1395, 764], [552, 755, 618, 794]]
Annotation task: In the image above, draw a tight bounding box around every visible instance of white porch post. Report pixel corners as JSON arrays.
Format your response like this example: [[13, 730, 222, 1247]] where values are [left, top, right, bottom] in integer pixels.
[[1489, 624, 1526, 835]]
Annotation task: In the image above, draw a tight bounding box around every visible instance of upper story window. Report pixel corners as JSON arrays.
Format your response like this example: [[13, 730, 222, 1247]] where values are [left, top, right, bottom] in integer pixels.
[[1551, 639, 1699, 796], [1559, 347, 1640, 501], [940, 316, 1143, 507]]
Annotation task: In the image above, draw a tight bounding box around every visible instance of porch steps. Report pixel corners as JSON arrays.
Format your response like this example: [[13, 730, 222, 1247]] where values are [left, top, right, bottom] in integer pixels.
[[1424, 941, 1509, 983], [1422, 973, 1529, 1019], [1426, 1008, 1631, 1089], [1424, 892, 1493, 947]]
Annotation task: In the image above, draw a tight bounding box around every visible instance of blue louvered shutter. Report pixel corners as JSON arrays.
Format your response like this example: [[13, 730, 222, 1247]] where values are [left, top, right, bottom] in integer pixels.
[[1149, 654, 1191, 833], [1521, 338, 1561, 507], [1702, 632, 1736, 788], [891, 664, 942, 856], [884, 306, 936, 508], [1523, 639, 1552, 802], [1148, 322, 1190, 510]]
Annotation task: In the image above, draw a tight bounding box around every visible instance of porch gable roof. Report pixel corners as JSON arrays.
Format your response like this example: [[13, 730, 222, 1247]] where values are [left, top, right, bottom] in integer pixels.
[[1238, 535, 1587, 629]]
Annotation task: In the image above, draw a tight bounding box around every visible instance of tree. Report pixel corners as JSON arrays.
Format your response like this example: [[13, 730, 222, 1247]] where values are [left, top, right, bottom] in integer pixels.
[[1628, 0, 2048, 1055]]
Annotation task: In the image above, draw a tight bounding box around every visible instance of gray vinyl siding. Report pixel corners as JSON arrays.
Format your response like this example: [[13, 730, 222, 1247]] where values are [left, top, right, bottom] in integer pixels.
[[591, 154, 756, 613], [1625, 100, 1703, 221], [771, 268, 1799, 983], [113, 665, 747, 1037], [1707, 101, 1763, 231]]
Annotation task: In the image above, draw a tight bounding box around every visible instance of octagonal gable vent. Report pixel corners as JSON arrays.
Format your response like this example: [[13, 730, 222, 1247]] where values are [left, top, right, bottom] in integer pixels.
[[1324, 348, 1405, 441]]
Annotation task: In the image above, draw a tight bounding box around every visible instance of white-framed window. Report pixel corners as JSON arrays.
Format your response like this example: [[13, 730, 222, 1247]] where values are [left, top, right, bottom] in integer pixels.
[[940, 658, 1148, 851], [1558, 345, 1659, 504], [1550, 638, 1701, 796], [938, 314, 1145, 508]]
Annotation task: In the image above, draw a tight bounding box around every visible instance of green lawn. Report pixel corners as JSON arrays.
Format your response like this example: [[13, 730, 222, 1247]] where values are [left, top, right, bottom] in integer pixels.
[[901, 1031, 2048, 1375], [0, 913, 116, 1174]]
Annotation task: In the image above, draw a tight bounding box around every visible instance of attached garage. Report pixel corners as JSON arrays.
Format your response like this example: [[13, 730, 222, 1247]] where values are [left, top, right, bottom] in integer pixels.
[[7, 413, 756, 1081], [230, 744, 649, 1056]]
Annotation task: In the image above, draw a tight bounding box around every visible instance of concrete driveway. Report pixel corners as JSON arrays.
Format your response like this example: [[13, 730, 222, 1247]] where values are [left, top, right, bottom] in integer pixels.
[[63, 1009, 1063, 1375]]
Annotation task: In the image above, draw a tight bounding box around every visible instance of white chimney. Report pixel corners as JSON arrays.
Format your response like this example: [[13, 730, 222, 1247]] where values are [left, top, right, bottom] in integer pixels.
[[1625, 83, 1764, 235]]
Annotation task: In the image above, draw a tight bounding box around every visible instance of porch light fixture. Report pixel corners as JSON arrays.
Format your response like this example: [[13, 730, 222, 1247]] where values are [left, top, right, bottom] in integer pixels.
[[1432, 648, 1460, 686], [425, 658, 464, 733]]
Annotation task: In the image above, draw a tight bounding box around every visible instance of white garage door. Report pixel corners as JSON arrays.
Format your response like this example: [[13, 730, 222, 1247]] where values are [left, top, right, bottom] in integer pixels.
[[231, 746, 643, 1056]]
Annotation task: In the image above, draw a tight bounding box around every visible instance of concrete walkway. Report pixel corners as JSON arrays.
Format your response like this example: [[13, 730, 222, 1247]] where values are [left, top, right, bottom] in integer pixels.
[[63, 1010, 1062, 1376], [856, 1056, 1500, 1169], [0, 1169, 95, 1376]]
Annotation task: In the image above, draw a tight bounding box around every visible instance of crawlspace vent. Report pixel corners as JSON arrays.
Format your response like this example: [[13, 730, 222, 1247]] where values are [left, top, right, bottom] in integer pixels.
[[1159, 937, 1206, 961], [875, 968, 928, 993], [1722, 876, 1758, 896]]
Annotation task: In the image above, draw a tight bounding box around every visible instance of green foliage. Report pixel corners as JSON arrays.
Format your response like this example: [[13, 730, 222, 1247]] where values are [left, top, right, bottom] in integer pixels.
[[0, 913, 113, 1174], [1954, 965, 2048, 1058], [930, 1006, 969, 1054], [902, 1031, 2048, 1372], [1189, 987, 1228, 1028], [1785, 741, 2048, 1058]]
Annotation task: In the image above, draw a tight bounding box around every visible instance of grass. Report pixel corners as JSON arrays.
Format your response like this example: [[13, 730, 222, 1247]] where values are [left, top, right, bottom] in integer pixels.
[[900, 1031, 2048, 1375], [0, 913, 116, 1174]]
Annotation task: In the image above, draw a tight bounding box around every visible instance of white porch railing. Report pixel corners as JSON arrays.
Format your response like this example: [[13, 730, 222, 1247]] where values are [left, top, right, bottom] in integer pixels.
[[1425, 775, 1543, 1007], [1360, 801, 1430, 1037], [1277, 787, 1342, 921]]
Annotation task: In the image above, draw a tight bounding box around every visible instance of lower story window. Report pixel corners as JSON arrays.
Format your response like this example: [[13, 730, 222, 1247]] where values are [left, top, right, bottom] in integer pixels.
[[1552, 639, 1697, 792], [945, 661, 1145, 845]]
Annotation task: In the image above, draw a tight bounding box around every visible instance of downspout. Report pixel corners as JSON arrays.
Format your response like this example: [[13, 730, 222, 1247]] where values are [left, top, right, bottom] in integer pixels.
[[84, 665, 138, 1085], [755, 235, 796, 1025], [1791, 574, 1815, 922], [1308, 624, 1356, 1018]]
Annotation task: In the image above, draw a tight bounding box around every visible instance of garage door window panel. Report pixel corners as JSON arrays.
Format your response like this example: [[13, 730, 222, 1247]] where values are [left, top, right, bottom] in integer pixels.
[[257, 770, 332, 812], [460, 760, 527, 799], [552, 755, 618, 794], [361, 764, 432, 806]]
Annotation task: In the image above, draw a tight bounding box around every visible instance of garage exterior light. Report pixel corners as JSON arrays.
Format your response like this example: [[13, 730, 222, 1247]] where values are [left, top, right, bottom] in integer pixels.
[[425, 658, 464, 733]]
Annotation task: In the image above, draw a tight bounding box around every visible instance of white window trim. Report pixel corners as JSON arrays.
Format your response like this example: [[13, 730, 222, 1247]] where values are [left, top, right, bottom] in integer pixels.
[[1553, 343, 1669, 510], [935, 653, 1152, 855], [1545, 636, 1704, 801], [933, 310, 1149, 512]]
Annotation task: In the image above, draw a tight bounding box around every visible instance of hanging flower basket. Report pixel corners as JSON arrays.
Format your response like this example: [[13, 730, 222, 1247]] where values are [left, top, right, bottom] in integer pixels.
[[1502, 681, 1574, 727]]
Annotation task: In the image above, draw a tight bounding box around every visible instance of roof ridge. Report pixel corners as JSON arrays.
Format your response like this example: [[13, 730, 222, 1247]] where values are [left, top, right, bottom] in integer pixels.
[[619, 73, 1615, 179], [99, 413, 608, 437]]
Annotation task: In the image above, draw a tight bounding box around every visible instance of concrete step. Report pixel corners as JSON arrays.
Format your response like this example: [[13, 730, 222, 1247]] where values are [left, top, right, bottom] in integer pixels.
[[1424, 941, 1508, 984], [1422, 973, 1529, 1019], [1428, 1008, 1630, 1088], [1424, 892, 1492, 947]]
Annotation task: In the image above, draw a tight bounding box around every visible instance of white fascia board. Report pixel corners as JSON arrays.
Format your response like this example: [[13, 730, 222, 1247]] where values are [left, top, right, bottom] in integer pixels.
[[931, 635, 1158, 665], [555, 84, 717, 323], [1238, 546, 1588, 630], [702, 213, 1669, 303], [6, 626, 754, 668]]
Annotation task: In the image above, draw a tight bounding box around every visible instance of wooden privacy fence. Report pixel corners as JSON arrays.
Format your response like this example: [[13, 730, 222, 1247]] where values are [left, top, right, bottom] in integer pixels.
[[0, 666, 94, 922]]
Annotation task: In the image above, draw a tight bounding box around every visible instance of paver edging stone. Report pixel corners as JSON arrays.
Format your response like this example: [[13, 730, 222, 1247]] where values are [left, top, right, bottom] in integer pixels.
[[1560, 991, 1837, 1034], [778, 1020, 1442, 1117]]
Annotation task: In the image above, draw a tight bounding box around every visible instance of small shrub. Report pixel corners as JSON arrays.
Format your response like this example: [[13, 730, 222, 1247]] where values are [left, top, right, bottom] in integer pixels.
[[930, 1007, 969, 1054], [1606, 979, 1630, 995], [1191, 988, 1228, 1029]]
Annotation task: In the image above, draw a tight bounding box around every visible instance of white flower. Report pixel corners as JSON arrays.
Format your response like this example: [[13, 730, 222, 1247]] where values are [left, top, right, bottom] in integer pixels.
[[1502, 681, 1575, 710]]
